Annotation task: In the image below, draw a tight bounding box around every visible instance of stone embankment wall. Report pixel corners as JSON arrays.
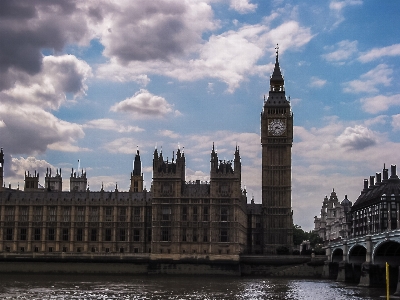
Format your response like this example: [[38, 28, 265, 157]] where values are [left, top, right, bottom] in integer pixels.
[[240, 255, 325, 277], [0, 254, 326, 276]]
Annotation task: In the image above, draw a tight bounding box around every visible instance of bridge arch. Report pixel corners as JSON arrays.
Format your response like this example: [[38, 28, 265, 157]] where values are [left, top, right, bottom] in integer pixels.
[[373, 241, 400, 266], [332, 248, 343, 263], [348, 244, 366, 264]]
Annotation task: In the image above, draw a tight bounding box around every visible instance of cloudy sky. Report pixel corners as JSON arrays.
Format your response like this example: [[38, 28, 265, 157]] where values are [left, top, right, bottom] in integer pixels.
[[1, 0, 400, 230]]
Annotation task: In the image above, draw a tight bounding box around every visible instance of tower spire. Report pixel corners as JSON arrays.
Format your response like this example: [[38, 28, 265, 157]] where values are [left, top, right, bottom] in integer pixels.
[[270, 44, 284, 91]]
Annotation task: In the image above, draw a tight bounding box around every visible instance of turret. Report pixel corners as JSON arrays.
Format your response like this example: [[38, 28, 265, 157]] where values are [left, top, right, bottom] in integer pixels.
[[70, 168, 87, 192], [234, 145, 241, 182], [133, 148, 141, 175], [45, 168, 62, 191], [210, 144, 240, 179], [152, 146, 186, 198], [152, 147, 185, 181], [130, 148, 144, 192], [24, 170, 40, 191], [210, 144, 242, 198]]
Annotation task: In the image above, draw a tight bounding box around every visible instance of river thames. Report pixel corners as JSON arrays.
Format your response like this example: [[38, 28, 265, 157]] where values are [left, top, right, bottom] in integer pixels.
[[0, 274, 392, 299]]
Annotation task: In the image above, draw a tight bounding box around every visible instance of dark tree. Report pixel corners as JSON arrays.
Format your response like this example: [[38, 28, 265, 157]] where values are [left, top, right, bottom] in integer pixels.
[[293, 225, 323, 247], [293, 224, 308, 245]]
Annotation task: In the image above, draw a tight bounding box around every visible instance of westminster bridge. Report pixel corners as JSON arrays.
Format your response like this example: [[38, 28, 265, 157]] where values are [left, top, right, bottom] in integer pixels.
[[323, 229, 400, 294]]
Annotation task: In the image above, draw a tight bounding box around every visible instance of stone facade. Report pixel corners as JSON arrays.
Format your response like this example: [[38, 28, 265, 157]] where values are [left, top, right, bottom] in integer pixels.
[[0, 147, 247, 260], [350, 164, 400, 236], [313, 189, 352, 245], [150, 145, 247, 259]]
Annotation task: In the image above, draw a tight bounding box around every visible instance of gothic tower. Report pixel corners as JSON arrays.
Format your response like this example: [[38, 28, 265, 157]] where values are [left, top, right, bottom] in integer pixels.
[[70, 168, 87, 192], [45, 168, 62, 191], [130, 149, 144, 192], [24, 170, 40, 191], [210, 144, 242, 199], [261, 46, 293, 253]]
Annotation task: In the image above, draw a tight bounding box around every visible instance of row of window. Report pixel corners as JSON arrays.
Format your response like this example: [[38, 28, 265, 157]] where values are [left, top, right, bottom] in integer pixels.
[[161, 206, 228, 221], [5, 246, 145, 254], [160, 228, 229, 243], [2, 206, 148, 223], [3, 228, 150, 242]]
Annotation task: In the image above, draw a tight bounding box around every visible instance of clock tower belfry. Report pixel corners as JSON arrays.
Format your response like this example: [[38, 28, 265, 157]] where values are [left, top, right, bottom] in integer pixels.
[[261, 46, 293, 253]]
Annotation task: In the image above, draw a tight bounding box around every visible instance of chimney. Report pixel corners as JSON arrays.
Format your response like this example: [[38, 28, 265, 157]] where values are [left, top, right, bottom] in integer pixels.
[[364, 179, 368, 190], [383, 165, 389, 180], [376, 172, 382, 183], [369, 175, 375, 188], [390, 165, 397, 178]]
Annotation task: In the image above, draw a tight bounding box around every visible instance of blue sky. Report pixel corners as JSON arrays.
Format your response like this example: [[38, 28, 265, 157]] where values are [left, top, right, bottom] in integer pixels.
[[1, 0, 400, 230]]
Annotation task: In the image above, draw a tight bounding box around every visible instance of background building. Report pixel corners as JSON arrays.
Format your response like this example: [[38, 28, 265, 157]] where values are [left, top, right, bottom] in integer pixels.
[[313, 189, 352, 245], [350, 164, 400, 237]]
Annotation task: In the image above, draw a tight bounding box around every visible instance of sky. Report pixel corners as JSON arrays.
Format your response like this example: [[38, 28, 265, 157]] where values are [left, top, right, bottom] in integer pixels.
[[1, 0, 400, 231]]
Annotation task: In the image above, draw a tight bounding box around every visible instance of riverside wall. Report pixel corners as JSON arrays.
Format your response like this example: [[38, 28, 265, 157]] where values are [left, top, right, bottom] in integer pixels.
[[0, 253, 326, 276]]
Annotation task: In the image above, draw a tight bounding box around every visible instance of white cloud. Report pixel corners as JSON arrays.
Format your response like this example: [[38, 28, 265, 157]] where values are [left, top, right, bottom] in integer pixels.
[[84, 118, 144, 133], [97, 0, 216, 63], [12, 157, 55, 176], [359, 43, 400, 63], [47, 142, 91, 153], [292, 167, 361, 229], [159, 130, 181, 139], [337, 125, 377, 150], [309, 76, 327, 88], [364, 115, 387, 126], [207, 82, 214, 94], [266, 21, 314, 54], [329, 0, 363, 27], [322, 40, 358, 64], [110, 89, 179, 118], [329, 0, 363, 12], [3, 55, 92, 110], [185, 168, 210, 182], [103, 138, 140, 154], [392, 114, 400, 131], [343, 64, 392, 94], [229, 0, 257, 14], [0, 2, 93, 91], [361, 94, 400, 114], [294, 121, 387, 165], [0, 103, 85, 155], [97, 19, 313, 92]]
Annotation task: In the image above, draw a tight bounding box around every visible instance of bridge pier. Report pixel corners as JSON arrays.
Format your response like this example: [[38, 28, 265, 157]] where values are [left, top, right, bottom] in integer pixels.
[[322, 247, 333, 279], [337, 263, 362, 283], [336, 241, 348, 282], [359, 236, 373, 286], [359, 262, 373, 286], [322, 261, 338, 279]]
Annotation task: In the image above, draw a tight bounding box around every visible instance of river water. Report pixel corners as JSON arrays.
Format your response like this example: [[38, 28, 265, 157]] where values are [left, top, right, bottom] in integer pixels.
[[0, 274, 392, 299]]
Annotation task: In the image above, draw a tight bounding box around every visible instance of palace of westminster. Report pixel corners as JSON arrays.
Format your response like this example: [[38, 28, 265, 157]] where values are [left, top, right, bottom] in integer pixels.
[[0, 51, 294, 259]]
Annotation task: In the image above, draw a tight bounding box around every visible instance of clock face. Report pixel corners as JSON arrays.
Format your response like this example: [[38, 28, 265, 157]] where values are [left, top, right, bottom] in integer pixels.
[[268, 119, 286, 136]]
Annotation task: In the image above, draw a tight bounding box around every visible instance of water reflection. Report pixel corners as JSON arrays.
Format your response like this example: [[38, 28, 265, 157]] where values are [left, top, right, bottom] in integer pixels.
[[0, 274, 388, 299]]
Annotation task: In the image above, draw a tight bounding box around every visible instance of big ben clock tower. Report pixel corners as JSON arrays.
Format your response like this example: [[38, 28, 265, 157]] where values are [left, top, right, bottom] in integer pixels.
[[261, 45, 293, 253]]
